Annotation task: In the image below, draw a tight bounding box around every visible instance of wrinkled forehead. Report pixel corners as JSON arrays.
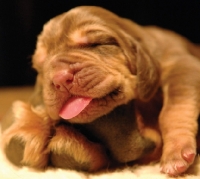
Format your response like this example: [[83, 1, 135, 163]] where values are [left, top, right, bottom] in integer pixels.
[[41, 7, 120, 45]]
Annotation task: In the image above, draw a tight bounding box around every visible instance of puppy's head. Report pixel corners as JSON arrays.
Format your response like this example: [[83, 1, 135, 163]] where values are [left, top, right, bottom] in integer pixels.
[[32, 6, 160, 123]]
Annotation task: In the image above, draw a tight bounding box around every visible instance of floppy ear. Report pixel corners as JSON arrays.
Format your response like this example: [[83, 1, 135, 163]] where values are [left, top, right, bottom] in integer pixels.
[[114, 17, 161, 101], [135, 46, 160, 101], [30, 35, 47, 107], [29, 74, 43, 107], [119, 34, 160, 102], [32, 37, 47, 73]]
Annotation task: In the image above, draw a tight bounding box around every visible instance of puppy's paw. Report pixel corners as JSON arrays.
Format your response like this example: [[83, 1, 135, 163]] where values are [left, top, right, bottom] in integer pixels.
[[4, 136, 25, 166], [49, 124, 109, 172], [1, 101, 52, 168], [160, 139, 196, 176], [4, 129, 51, 168]]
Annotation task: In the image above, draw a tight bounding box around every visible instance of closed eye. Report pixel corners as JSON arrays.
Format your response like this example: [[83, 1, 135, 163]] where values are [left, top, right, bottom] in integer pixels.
[[82, 37, 119, 48], [78, 29, 119, 48]]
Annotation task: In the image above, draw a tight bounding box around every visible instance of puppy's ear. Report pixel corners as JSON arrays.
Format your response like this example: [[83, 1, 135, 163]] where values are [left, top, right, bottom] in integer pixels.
[[115, 18, 160, 101], [32, 36, 47, 72], [30, 35, 46, 107], [135, 46, 160, 101], [121, 35, 160, 101], [29, 74, 43, 107]]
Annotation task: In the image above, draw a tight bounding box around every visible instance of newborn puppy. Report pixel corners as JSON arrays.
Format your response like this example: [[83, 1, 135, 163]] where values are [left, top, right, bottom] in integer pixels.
[[2, 6, 200, 176], [32, 6, 200, 175], [1, 6, 158, 172]]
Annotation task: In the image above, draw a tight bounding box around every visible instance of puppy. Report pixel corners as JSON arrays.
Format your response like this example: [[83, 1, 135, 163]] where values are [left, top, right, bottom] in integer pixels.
[[1, 6, 200, 176], [1, 5, 158, 171]]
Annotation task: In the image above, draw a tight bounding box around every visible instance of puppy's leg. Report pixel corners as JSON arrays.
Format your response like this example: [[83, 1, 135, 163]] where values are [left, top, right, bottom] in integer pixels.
[[159, 102, 198, 175], [136, 111, 162, 163], [1, 101, 52, 168], [159, 58, 200, 175], [49, 122, 110, 172]]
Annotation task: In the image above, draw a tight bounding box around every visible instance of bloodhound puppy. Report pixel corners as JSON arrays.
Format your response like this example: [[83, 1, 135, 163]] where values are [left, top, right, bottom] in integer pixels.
[[1, 6, 200, 176]]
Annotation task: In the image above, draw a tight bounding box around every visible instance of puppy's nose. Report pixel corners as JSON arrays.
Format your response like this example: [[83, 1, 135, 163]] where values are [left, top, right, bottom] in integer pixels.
[[52, 70, 74, 91]]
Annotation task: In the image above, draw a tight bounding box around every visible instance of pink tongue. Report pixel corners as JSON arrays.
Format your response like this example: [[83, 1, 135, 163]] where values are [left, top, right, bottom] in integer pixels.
[[59, 96, 92, 119]]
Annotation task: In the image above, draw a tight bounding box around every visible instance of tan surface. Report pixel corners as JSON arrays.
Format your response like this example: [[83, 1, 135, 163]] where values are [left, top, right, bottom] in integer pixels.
[[0, 86, 200, 178], [0, 86, 33, 118]]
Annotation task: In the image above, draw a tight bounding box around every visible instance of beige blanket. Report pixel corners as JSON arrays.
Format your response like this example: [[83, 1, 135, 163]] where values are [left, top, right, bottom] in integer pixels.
[[0, 86, 200, 179], [0, 150, 199, 179]]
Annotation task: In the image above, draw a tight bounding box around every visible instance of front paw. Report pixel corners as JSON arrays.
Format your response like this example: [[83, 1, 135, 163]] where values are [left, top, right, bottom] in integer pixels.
[[4, 136, 25, 166], [3, 129, 51, 168], [49, 124, 110, 172], [160, 138, 196, 176], [1, 101, 52, 168]]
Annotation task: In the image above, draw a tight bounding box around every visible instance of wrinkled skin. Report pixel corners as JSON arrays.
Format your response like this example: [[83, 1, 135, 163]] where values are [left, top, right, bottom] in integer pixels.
[[2, 6, 200, 176]]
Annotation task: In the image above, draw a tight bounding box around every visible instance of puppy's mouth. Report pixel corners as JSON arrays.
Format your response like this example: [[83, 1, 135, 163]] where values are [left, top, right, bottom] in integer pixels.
[[59, 96, 92, 119], [58, 87, 122, 121]]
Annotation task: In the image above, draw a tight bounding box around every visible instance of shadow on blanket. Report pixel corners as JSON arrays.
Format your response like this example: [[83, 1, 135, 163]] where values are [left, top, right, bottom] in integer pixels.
[[0, 86, 200, 179], [0, 146, 200, 179]]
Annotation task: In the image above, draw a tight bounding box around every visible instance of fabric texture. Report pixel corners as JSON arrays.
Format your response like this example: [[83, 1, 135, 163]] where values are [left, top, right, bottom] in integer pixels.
[[0, 87, 200, 179], [0, 149, 199, 179]]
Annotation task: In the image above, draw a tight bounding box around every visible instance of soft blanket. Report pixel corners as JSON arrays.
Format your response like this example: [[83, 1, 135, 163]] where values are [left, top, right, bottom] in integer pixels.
[[0, 86, 200, 179], [0, 149, 199, 179]]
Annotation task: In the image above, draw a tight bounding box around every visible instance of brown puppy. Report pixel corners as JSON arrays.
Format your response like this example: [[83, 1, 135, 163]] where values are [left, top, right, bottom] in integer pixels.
[[1, 6, 200, 176], [32, 6, 200, 175], [1, 5, 158, 171]]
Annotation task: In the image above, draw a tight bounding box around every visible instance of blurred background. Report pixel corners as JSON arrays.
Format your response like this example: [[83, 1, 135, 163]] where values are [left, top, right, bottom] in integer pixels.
[[0, 0, 200, 87]]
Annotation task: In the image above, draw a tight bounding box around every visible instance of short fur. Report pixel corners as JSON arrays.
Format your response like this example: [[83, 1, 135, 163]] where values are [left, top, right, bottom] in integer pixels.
[[1, 6, 200, 176]]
